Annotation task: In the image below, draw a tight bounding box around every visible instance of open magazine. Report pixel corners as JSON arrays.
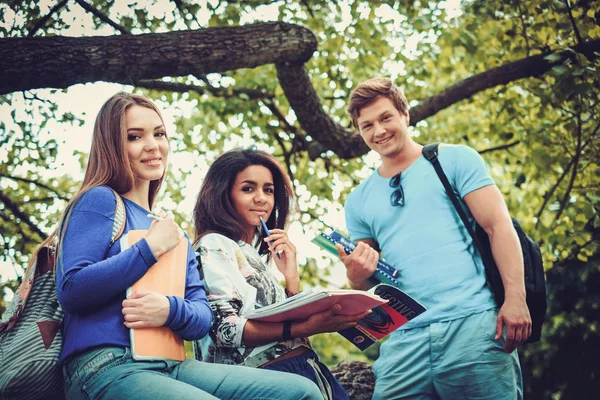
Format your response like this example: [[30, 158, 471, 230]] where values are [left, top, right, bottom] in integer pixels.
[[311, 229, 428, 349], [339, 283, 426, 350], [242, 284, 426, 350], [241, 288, 387, 323]]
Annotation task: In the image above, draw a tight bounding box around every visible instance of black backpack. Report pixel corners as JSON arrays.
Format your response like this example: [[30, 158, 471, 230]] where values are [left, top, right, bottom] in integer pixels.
[[422, 143, 547, 343]]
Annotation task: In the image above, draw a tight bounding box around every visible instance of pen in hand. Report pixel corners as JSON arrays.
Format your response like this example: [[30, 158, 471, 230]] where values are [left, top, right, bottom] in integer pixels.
[[147, 211, 163, 221], [260, 216, 280, 259], [146, 210, 184, 253]]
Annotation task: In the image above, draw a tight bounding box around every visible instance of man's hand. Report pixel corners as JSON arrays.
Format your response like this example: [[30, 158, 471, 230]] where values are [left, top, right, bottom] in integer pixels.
[[336, 241, 378, 290], [495, 294, 532, 353], [122, 290, 170, 329]]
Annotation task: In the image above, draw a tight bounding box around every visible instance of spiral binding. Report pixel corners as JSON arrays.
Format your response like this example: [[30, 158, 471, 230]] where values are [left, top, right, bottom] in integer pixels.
[[316, 231, 401, 287]]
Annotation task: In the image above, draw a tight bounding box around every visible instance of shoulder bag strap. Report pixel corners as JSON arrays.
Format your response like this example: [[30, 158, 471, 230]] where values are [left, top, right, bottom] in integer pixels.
[[422, 143, 490, 260]]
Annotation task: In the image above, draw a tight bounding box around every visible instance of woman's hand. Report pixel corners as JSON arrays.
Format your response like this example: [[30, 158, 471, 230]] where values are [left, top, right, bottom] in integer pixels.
[[242, 304, 371, 346], [145, 211, 183, 258], [294, 304, 371, 337], [122, 290, 170, 328], [264, 228, 299, 280]]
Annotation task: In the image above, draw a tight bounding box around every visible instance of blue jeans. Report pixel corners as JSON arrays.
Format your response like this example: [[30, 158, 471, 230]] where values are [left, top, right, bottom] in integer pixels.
[[263, 350, 349, 400], [63, 346, 323, 400], [373, 309, 522, 400]]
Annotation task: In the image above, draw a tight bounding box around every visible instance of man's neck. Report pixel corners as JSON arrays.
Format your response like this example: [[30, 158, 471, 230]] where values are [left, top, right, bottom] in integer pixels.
[[378, 140, 423, 178]]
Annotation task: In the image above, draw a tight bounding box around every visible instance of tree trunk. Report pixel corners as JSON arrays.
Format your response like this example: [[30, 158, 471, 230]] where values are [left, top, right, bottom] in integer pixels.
[[331, 360, 375, 400]]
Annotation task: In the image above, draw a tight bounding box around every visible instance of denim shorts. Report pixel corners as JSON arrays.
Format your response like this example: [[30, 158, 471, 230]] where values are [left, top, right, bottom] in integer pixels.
[[372, 309, 523, 400]]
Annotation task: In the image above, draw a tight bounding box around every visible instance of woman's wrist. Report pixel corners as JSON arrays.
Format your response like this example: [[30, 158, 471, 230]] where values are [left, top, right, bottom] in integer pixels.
[[145, 237, 166, 258], [290, 320, 307, 339], [284, 275, 300, 294]]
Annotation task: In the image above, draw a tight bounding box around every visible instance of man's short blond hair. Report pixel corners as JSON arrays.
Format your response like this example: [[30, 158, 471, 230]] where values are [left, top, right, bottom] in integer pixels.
[[347, 77, 409, 129]]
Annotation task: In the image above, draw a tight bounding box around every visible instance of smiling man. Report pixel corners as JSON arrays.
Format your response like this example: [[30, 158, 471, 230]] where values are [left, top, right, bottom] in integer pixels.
[[336, 77, 530, 400]]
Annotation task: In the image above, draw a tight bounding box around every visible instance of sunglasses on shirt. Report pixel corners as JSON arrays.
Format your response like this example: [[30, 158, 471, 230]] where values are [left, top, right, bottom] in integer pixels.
[[389, 172, 405, 207]]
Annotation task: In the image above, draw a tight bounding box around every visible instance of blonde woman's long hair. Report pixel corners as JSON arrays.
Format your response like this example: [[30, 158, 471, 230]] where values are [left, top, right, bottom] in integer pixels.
[[26, 92, 167, 276]]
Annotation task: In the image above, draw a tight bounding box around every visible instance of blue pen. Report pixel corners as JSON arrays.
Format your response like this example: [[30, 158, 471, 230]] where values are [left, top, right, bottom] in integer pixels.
[[260, 216, 280, 259]]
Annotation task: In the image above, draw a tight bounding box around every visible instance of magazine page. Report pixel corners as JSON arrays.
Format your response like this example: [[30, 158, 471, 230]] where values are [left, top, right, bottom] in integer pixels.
[[338, 284, 426, 350], [242, 289, 387, 323]]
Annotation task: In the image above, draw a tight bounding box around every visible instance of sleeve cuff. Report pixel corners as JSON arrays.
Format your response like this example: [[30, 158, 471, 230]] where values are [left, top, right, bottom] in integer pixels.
[[462, 180, 495, 198], [136, 238, 158, 267], [165, 295, 178, 327], [233, 317, 248, 347]]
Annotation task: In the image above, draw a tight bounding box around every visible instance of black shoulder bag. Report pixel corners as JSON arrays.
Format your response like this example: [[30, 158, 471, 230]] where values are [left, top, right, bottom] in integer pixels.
[[422, 143, 547, 343]]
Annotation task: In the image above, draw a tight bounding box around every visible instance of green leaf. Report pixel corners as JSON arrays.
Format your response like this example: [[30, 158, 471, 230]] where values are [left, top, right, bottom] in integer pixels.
[[544, 52, 563, 62]]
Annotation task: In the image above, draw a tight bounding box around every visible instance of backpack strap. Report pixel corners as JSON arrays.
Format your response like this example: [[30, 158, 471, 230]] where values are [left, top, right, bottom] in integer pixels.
[[1, 187, 127, 333], [54, 187, 126, 249], [109, 188, 126, 246], [422, 143, 495, 271]]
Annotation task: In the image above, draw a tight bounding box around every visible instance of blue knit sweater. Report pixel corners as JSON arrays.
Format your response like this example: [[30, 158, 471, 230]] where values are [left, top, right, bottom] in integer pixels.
[[56, 186, 212, 361]]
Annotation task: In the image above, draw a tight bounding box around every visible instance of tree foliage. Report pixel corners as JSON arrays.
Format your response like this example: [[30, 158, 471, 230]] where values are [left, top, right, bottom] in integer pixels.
[[1, 1, 599, 398]]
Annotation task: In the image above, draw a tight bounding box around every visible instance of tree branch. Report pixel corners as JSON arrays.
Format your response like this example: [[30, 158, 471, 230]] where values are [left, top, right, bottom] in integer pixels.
[[262, 99, 300, 135], [300, 0, 316, 19], [73, 0, 130, 35], [273, 129, 296, 183], [408, 40, 600, 124], [479, 140, 521, 154], [279, 39, 600, 159], [260, 100, 301, 181], [0, 173, 70, 201], [577, 118, 600, 172], [276, 62, 369, 159], [554, 98, 583, 222], [514, 0, 531, 56], [22, 90, 54, 104], [136, 79, 274, 100], [0, 191, 47, 240], [534, 124, 597, 226], [556, 222, 600, 268], [0, 22, 317, 95], [171, 0, 202, 29], [16, 197, 56, 205], [3, 25, 599, 161], [27, 0, 69, 37], [563, 0, 584, 46], [535, 158, 575, 227]]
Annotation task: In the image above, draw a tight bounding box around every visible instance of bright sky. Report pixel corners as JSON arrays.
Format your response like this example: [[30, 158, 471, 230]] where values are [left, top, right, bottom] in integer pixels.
[[0, 0, 463, 301]]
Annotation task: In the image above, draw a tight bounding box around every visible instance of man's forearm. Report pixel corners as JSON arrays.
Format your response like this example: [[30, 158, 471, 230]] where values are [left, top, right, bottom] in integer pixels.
[[488, 220, 526, 299]]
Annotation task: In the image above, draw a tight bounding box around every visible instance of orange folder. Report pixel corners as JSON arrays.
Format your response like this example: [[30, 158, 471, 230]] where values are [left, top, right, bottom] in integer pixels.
[[122, 230, 187, 361]]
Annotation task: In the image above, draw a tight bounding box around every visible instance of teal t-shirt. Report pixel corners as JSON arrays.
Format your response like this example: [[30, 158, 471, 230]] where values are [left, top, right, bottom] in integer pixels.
[[345, 144, 497, 329]]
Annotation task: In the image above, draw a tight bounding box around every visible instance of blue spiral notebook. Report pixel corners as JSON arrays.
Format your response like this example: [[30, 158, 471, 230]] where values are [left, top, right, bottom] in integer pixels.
[[312, 230, 401, 287]]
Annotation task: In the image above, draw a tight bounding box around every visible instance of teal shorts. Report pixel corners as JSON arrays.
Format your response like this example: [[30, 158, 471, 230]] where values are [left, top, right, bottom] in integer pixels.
[[372, 309, 523, 400]]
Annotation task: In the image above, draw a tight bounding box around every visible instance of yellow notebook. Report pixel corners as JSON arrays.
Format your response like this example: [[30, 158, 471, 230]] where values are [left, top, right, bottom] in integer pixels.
[[121, 230, 187, 361]]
